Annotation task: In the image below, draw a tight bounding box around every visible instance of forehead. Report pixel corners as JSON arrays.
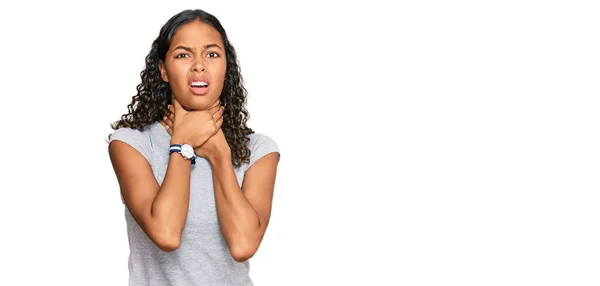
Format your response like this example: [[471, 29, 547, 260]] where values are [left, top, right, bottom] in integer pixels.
[[170, 20, 223, 48]]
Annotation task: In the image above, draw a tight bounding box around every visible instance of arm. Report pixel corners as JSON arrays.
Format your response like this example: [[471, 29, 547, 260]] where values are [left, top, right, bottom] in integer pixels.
[[208, 150, 280, 262], [109, 139, 193, 252]]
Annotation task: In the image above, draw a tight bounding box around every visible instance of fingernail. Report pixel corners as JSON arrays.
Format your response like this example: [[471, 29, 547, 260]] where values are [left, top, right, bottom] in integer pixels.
[[163, 116, 167, 120], [165, 125, 169, 129]]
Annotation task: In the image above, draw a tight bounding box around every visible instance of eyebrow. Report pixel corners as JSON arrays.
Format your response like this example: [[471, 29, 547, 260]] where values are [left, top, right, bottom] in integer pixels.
[[172, 43, 223, 53]]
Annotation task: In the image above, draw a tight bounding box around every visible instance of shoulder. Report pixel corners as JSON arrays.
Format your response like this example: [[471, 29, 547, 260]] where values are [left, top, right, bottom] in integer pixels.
[[109, 126, 145, 140], [244, 132, 281, 169], [108, 122, 161, 162], [109, 122, 163, 143], [247, 132, 278, 150], [109, 126, 151, 147]]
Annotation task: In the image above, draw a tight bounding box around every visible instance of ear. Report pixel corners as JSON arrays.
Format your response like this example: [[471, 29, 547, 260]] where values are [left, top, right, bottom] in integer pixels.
[[159, 60, 169, 82]]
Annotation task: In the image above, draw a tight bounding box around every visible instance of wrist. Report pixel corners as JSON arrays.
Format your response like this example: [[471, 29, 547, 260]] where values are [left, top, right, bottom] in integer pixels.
[[208, 148, 232, 164], [170, 135, 191, 146], [170, 143, 197, 163]]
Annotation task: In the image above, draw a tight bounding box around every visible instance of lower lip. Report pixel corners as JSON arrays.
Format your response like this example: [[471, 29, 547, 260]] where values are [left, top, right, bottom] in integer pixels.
[[190, 86, 209, 95]]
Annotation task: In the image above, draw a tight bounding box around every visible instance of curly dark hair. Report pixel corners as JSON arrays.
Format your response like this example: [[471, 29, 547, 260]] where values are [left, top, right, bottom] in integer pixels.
[[110, 9, 253, 168]]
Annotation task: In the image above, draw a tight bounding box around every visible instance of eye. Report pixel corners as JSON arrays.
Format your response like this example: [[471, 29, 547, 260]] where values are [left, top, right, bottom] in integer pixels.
[[175, 53, 190, 58], [207, 52, 220, 58]]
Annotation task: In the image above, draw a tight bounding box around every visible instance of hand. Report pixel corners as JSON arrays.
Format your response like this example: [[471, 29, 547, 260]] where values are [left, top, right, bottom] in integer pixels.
[[163, 98, 224, 149], [195, 127, 231, 161], [163, 99, 222, 137]]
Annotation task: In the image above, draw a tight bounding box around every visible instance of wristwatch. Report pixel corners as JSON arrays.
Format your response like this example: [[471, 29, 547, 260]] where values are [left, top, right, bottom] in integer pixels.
[[169, 144, 197, 165]]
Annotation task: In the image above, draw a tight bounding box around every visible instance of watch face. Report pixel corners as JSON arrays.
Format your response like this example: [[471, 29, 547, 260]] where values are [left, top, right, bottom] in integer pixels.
[[181, 144, 194, 159]]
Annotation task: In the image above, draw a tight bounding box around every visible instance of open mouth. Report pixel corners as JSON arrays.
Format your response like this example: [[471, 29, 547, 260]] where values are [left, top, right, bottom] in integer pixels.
[[190, 81, 209, 95], [190, 81, 208, 88]]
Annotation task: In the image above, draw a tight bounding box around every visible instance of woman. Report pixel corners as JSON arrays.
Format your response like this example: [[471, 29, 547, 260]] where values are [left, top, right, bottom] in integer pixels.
[[108, 9, 280, 285]]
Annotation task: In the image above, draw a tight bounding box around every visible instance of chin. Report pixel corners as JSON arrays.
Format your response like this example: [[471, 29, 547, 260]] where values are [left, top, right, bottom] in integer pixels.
[[185, 95, 219, 110]]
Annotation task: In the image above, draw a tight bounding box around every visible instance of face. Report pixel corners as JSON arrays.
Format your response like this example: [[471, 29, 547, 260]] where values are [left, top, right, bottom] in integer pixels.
[[159, 20, 226, 110]]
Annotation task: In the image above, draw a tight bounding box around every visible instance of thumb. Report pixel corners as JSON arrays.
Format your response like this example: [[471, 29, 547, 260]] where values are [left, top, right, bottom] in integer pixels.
[[172, 97, 187, 114]]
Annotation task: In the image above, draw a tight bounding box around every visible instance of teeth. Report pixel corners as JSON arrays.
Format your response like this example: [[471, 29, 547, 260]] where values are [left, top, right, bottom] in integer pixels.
[[191, 81, 208, 87]]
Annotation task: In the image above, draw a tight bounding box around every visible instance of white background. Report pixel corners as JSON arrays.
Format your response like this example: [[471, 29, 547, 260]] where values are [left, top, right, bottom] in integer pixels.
[[0, 0, 598, 285]]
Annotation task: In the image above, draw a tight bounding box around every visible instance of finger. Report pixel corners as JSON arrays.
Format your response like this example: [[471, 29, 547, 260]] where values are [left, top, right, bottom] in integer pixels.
[[172, 97, 186, 114], [211, 105, 224, 117], [162, 116, 172, 129], [165, 116, 173, 129], [208, 103, 221, 115], [164, 122, 173, 135], [215, 114, 224, 131], [209, 99, 221, 109], [168, 104, 174, 115], [213, 106, 224, 120], [167, 110, 175, 123]]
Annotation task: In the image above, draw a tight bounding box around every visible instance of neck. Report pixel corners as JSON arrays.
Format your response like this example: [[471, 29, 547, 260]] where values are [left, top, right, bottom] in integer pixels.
[[170, 95, 217, 112]]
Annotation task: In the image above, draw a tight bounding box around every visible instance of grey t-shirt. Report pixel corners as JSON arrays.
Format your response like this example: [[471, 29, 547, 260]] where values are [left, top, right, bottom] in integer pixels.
[[108, 121, 280, 286]]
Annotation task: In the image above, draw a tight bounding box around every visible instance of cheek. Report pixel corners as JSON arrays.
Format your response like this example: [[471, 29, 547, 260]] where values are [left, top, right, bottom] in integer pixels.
[[216, 65, 227, 85], [168, 61, 187, 75], [168, 66, 190, 87]]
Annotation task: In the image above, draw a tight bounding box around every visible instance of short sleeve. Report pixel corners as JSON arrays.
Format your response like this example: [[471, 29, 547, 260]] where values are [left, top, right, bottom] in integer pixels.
[[247, 133, 280, 169], [108, 127, 153, 164]]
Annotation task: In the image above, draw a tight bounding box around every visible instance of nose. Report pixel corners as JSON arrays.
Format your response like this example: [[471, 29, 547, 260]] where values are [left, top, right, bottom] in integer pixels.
[[191, 60, 206, 72]]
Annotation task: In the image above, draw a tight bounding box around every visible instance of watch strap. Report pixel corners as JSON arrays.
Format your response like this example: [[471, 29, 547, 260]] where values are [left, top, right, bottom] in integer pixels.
[[169, 144, 197, 165]]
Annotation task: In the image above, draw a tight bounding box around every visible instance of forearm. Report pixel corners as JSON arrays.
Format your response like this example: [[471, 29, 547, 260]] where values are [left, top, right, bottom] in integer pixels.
[[210, 155, 262, 258], [150, 152, 192, 242]]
